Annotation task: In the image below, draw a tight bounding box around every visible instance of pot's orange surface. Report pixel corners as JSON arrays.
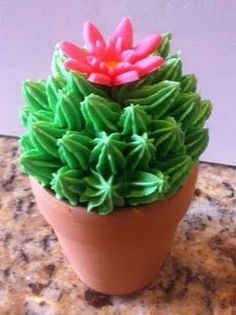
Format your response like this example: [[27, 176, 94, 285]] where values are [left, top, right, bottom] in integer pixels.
[[31, 165, 198, 295]]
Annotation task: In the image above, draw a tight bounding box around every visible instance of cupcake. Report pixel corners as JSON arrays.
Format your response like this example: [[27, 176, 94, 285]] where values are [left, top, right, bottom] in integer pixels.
[[19, 18, 212, 294]]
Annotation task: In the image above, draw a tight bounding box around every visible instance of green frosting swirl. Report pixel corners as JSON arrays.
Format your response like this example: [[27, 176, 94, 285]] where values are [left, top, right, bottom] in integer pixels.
[[126, 133, 156, 170], [19, 149, 61, 186], [19, 32, 212, 214], [192, 100, 212, 129], [29, 110, 54, 126], [170, 92, 200, 131], [19, 133, 36, 152], [68, 72, 107, 99], [110, 80, 144, 103], [58, 131, 93, 170], [125, 170, 169, 206], [20, 106, 30, 127], [155, 32, 171, 58], [180, 74, 197, 93], [51, 45, 68, 78], [90, 132, 126, 175], [22, 80, 48, 112], [152, 117, 185, 156], [151, 55, 182, 83], [81, 94, 121, 132], [55, 90, 84, 130], [185, 128, 209, 161], [51, 166, 83, 205], [119, 104, 150, 135], [80, 171, 124, 215], [46, 76, 65, 112], [124, 80, 180, 118], [156, 154, 193, 195], [30, 122, 65, 158]]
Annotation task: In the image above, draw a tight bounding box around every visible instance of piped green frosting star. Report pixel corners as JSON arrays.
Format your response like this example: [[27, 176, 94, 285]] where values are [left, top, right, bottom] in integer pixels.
[[81, 94, 121, 132], [51, 166, 83, 205], [126, 133, 156, 170], [58, 131, 93, 170], [90, 132, 126, 174], [125, 170, 169, 206], [80, 171, 124, 215], [119, 104, 150, 135]]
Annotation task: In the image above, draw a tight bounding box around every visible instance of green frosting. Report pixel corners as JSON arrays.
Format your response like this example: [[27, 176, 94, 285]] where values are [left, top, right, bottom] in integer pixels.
[[19, 33, 212, 214], [152, 117, 185, 156], [22, 80, 48, 112], [51, 166, 83, 205], [192, 100, 212, 129], [68, 72, 107, 99], [124, 80, 180, 118], [110, 80, 144, 103], [155, 32, 171, 58], [80, 171, 124, 215], [55, 90, 84, 130], [170, 92, 200, 131], [119, 104, 150, 135], [51, 45, 68, 78], [90, 132, 126, 175], [30, 122, 65, 158], [180, 74, 197, 93], [125, 170, 169, 206], [81, 94, 121, 132], [29, 110, 54, 126], [19, 149, 61, 186], [58, 131, 93, 170], [185, 128, 209, 161], [151, 55, 182, 83], [20, 106, 30, 127], [126, 133, 156, 170], [156, 154, 193, 195], [46, 76, 65, 112], [19, 133, 35, 152]]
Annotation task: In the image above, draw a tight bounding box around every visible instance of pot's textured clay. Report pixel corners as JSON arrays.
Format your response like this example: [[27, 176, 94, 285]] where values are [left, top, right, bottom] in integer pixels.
[[31, 165, 198, 295]]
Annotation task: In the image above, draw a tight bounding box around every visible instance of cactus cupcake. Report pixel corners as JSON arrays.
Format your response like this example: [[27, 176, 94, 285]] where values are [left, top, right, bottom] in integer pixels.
[[19, 18, 212, 294]]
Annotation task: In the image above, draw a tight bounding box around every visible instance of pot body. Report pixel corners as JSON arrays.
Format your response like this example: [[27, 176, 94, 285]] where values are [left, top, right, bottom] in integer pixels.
[[31, 165, 198, 295]]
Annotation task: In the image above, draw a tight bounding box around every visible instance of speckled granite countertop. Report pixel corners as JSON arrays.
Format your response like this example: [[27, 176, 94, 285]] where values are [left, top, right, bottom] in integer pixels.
[[0, 135, 235, 315]]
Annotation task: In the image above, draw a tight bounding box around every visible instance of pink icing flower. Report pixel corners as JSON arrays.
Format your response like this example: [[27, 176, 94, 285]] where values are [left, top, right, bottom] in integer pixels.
[[59, 18, 165, 86]]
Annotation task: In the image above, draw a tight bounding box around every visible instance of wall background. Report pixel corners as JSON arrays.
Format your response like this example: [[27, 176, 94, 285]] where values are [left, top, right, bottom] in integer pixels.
[[1, 0, 236, 165]]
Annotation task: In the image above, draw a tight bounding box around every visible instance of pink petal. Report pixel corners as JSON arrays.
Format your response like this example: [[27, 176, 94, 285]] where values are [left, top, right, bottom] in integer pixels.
[[86, 42, 96, 54], [115, 37, 123, 53], [64, 59, 92, 73], [106, 37, 116, 52], [134, 56, 165, 76], [110, 62, 135, 76], [120, 49, 137, 63], [88, 73, 112, 86], [59, 41, 87, 61], [83, 22, 105, 47], [113, 70, 139, 86], [99, 62, 109, 74], [104, 37, 118, 60], [134, 35, 162, 60], [113, 18, 133, 50], [86, 40, 106, 58], [95, 40, 106, 56], [89, 57, 100, 68]]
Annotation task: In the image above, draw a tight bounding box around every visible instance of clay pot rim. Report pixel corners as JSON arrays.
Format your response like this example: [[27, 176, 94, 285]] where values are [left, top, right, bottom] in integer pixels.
[[30, 163, 198, 219]]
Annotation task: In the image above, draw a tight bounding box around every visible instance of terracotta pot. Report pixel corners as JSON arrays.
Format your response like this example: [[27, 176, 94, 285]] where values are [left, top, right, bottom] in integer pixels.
[[30, 165, 198, 295]]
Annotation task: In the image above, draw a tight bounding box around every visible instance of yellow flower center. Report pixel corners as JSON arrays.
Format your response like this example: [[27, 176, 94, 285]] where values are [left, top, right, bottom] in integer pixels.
[[105, 61, 118, 69]]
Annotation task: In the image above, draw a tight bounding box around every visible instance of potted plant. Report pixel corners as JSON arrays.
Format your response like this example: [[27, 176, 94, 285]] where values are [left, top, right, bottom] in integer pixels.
[[19, 18, 212, 295]]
